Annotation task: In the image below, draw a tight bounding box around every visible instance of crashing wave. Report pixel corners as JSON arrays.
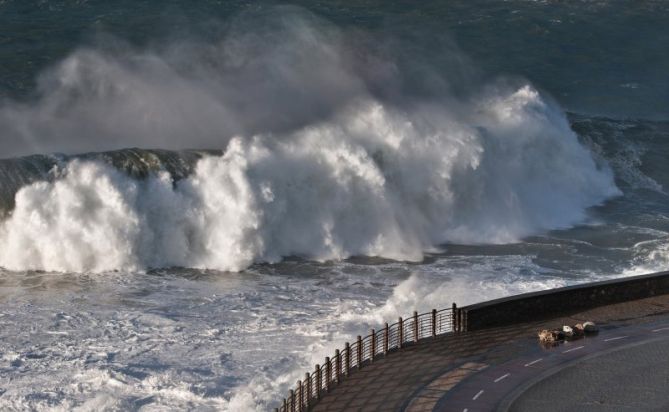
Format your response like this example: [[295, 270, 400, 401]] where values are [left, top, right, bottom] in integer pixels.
[[0, 88, 620, 272]]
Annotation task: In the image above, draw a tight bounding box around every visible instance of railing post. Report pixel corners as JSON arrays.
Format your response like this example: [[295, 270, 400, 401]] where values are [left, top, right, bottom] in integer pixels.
[[357, 335, 362, 367], [398, 317, 403, 348], [305, 373, 311, 410], [325, 357, 331, 392], [345, 342, 351, 374], [384, 322, 389, 354], [290, 389, 295, 412], [413, 311, 419, 342], [432, 309, 437, 338], [297, 380, 303, 411], [370, 329, 376, 361], [315, 364, 321, 400], [452, 303, 458, 332], [458, 308, 463, 332], [463, 308, 467, 332], [335, 349, 342, 383]]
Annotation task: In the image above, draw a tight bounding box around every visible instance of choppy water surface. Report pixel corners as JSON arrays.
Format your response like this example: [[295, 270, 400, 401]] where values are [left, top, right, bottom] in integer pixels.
[[0, 1, 668, 410]]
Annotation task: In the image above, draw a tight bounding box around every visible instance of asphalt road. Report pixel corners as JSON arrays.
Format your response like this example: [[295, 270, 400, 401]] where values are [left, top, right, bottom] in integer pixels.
[[509, 337, 669, 412], [435, 324, 669, 412]]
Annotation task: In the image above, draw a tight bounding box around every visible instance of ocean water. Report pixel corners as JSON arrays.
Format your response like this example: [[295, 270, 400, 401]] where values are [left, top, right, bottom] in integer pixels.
[[0, 1, 668, 410]]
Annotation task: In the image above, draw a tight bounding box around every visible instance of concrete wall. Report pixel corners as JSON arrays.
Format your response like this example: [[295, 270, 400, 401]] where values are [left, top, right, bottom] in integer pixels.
[[462, 270, 669, 331]]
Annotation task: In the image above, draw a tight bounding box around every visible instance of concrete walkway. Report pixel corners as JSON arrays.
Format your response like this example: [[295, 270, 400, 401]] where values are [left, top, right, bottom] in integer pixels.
[[311, 294, 669, 412]]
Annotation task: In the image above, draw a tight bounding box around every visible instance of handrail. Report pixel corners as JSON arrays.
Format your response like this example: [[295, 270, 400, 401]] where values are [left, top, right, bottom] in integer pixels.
[[275, 303, 464, 412]]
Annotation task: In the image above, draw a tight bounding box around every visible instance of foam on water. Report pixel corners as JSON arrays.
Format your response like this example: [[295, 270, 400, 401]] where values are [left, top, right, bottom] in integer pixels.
[[0, 255, 590, 411]]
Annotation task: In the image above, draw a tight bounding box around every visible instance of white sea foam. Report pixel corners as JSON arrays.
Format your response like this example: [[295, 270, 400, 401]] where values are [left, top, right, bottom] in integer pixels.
[[624, 236, 669, 276], [0, 253, 633, 411], [0, 88, 619, 273]]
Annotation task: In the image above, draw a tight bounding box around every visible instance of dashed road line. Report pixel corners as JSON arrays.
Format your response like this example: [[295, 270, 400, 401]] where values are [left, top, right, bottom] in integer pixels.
[[562, 345, 584, 354], [443, 323, 669, 411], [652, 327, 669, 333], [524, 358, 543, 367], [494, 373, 510, 383], [604, 336, 628, 342]]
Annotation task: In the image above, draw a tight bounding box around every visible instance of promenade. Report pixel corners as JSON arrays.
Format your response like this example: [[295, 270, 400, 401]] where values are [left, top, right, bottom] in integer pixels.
[[310, 294, 669, 411]]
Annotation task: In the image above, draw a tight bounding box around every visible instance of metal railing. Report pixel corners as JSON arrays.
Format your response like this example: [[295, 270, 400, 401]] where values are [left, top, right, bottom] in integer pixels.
[[276, 303, 466, 412]]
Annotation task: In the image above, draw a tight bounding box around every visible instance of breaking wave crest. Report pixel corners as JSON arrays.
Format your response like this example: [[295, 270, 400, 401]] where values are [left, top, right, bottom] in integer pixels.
[[0, 87, 619, 273]]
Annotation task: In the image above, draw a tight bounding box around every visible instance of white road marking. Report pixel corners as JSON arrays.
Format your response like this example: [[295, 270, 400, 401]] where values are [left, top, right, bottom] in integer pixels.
[[604, 336, 628, 342], [494, 373, 510, 383], [472, 390, 484, 400], [463, 409, 468, 412], [524, 358, 543, 367], [652, 327, 669, 333], [562, 345, 584, 353]]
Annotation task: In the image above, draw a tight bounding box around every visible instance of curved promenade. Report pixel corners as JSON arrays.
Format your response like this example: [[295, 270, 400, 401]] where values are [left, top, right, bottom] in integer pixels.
[[312, 294, 669, 412], [275, 270, 669, 411]]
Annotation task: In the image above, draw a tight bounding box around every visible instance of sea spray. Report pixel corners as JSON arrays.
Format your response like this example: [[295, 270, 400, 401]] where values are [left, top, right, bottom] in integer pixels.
[[0, 91, 619, 273], [0, 8, 380, 157]]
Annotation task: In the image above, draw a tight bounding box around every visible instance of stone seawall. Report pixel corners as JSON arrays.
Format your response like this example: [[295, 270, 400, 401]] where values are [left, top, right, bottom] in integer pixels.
[[463, 270, 669, 330]]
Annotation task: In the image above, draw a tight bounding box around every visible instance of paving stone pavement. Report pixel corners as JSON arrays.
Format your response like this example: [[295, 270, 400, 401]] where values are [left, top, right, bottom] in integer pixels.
[[311, 294, 669, 412]]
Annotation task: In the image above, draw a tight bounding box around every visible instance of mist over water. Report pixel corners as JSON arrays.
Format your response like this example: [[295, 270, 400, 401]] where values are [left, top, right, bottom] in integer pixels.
[[1, 9, 357, 155], [0, 2, 667, 411]]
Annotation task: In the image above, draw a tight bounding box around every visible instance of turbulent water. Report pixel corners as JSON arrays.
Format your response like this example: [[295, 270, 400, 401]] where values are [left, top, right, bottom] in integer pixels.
[[0, 1, 668, 410]]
